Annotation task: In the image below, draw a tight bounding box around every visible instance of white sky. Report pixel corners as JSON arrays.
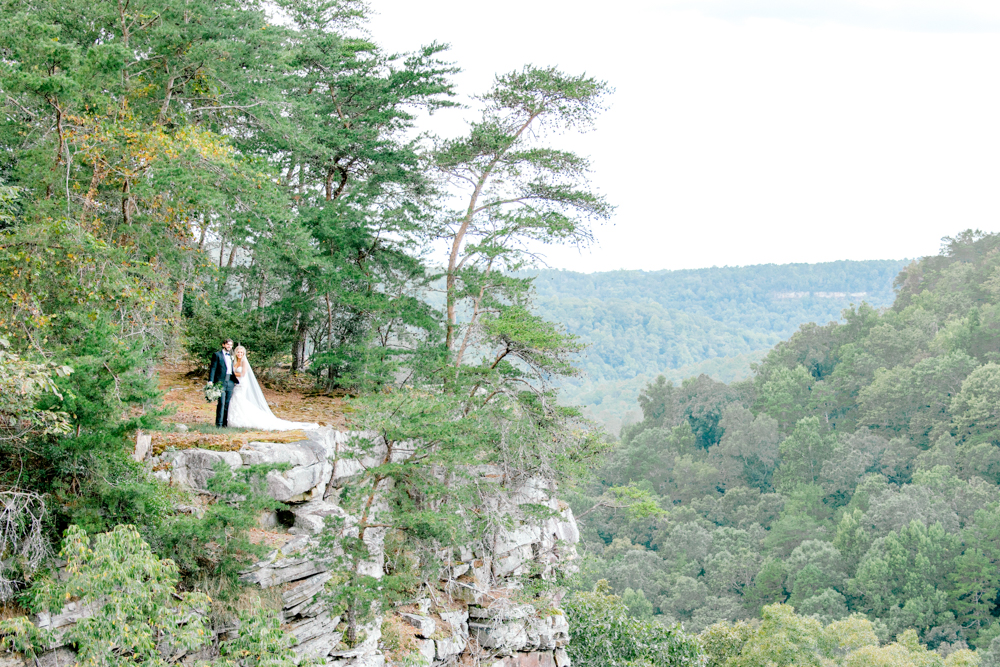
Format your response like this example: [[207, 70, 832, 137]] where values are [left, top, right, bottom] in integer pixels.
[[368, 0, 1000, 272]]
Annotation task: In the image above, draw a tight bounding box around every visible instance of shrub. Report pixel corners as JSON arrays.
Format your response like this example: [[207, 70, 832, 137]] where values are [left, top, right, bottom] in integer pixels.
[[564, 580, 706, 667], [13, 524, 212, 667], [184, 298, 293, 373]]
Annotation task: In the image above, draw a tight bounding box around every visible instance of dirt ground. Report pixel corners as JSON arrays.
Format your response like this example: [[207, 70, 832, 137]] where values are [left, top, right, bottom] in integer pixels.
[[152, 363, 351, 453]]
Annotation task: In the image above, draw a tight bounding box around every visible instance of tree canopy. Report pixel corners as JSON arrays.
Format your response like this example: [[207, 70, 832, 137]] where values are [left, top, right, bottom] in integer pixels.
[[570, 231, 1000, 656]]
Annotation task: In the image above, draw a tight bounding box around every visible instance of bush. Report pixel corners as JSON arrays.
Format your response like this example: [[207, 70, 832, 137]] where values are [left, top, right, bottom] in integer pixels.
[[184, 298, 293, 372], [218, 600, 300, 667], [150, 462, 283, 594], [564, 580, 706, 667], [700, 621, 756, 667], [0, 524, 302, 667], [697, 605, 981, 667], [11, 524, 212, 667]]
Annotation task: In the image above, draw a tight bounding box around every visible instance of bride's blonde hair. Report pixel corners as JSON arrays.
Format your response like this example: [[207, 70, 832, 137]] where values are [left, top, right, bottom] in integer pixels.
[[234, 345, 247, 359]]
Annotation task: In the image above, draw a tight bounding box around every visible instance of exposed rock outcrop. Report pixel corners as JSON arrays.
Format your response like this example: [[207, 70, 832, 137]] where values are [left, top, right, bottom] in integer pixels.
[[16, 428, 580, 667]]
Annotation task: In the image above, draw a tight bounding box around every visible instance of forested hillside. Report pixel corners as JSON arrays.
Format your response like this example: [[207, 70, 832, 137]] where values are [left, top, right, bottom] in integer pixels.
[[529, 261, 909, 431], [571, 230, 1000, 661], [0, 0, 623, 662]]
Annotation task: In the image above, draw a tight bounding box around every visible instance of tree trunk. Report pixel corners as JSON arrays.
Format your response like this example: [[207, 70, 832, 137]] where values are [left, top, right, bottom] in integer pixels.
[[346, 604, 357, 645], [444, 114, 539, 351], [291, 315, 302, 372], [82, 161, 106, 225], [326, 293, 335, 387], [291, 314, 309, 372], [445, 174, 488, 351], [454, 260, 492, 368], [197, 216, 208, 250], [157, 73, 177, 124], [121, 179, 133, 226], [173, 279, 186, 347], [257, 269, 268, 309]]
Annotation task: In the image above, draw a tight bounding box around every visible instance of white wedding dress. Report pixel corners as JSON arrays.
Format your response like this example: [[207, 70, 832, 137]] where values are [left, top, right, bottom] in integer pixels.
[[227, 358, 319, 431]]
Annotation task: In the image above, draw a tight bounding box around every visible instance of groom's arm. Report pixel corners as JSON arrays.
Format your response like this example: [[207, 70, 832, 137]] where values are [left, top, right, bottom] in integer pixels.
[[208, 352, 220, 383]]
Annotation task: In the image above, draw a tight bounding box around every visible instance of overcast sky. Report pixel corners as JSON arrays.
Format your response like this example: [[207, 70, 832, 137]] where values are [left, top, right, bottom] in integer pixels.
[[368, 1, 1000, 273]]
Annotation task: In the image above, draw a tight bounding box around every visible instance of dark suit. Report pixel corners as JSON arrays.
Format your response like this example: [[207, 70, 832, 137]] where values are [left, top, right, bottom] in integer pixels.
[[208, 349, 239, 427]]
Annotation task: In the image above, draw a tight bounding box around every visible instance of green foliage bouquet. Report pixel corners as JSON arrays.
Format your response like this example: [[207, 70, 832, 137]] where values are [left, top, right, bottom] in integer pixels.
[[204, 382, 223, 403]]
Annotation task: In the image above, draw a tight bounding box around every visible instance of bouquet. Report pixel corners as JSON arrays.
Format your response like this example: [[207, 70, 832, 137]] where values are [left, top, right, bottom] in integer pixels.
[[204, 382, 223, 403]]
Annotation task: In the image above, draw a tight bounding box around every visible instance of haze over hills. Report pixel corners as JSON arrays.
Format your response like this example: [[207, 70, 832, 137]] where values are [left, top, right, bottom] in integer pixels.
[[531, 259, 912, 432]]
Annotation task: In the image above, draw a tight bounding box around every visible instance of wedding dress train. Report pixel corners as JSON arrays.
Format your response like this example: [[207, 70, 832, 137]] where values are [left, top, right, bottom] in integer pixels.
[[227, 358, 319, 431]]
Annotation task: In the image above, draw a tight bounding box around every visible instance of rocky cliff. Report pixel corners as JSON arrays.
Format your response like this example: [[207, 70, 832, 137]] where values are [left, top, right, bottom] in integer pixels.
[[24, 428, 582, 667]]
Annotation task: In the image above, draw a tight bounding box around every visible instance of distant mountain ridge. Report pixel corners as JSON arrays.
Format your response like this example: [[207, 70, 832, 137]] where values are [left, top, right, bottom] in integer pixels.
[[773, 290, 870, 298], [529, 259, 912, 432]]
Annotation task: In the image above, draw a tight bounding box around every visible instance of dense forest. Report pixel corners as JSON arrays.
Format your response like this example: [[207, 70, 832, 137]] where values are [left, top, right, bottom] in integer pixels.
[[529, 261, 908, 431], [570, 230, 1000, 663]]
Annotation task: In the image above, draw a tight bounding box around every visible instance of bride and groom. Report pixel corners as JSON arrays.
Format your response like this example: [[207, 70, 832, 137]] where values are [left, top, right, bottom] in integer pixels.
[[208, 339, 318, 431]]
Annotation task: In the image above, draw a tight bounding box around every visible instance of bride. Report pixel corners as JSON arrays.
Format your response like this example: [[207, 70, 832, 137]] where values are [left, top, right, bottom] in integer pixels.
[[227, 345, 319, 431]]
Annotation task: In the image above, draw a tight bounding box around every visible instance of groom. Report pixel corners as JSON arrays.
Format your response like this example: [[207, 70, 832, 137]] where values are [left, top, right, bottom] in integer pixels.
[[208, 338, 239, 428]]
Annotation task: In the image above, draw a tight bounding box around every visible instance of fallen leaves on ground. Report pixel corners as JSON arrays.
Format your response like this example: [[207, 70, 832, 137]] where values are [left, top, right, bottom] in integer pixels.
[[248, 529, 293, 550], [150, 429, 310, 456], [155, 362, 350, 436]]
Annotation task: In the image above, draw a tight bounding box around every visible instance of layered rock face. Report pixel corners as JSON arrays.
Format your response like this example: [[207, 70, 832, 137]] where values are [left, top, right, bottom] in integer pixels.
[[35, 428, 582, 667]]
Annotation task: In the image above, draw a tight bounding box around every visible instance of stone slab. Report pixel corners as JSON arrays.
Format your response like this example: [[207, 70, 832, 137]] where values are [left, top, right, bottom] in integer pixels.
[[399, 613, 435, 638]]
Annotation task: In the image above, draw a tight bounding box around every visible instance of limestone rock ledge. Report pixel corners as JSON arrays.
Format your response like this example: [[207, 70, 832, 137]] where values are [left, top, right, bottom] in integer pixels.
[[8, 428, 580, 667]]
